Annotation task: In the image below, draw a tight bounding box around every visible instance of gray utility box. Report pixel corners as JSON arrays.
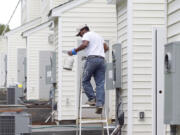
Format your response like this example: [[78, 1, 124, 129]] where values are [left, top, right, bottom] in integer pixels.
[[46, 52, 56, 84], [7, 85, 23, 104], [17, 48, 27, 90], [164, 41, 180, 125], [0, 111, 31, 135], [112, 44, 121, 88], [106, 43, 121, 90], [39, 51, 56, 100]]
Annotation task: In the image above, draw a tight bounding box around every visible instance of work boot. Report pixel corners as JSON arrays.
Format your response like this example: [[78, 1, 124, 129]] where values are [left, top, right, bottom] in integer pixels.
[[95, 106, 103, 114], [86, 99, 96, 106]]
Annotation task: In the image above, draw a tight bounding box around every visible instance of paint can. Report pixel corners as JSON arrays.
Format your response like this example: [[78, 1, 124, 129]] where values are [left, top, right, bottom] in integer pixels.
[[63, 57, 74, 70]]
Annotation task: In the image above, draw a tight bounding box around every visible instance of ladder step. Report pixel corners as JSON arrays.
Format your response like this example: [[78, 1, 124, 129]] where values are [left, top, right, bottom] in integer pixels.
[[82, 105, 96, 108], [80, 119, 107, 124]]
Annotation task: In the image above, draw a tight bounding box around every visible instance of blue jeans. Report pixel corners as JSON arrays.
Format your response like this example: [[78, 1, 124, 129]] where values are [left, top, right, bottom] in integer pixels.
[[82, 56, 106, 107]]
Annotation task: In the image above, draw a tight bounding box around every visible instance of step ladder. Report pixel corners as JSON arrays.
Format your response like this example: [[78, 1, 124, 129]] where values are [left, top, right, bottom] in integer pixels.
[[76, 83, 109, 135]]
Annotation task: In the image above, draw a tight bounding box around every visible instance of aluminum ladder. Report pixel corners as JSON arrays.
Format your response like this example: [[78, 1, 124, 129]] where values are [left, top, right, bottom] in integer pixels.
[[76, 83, 109, 135]]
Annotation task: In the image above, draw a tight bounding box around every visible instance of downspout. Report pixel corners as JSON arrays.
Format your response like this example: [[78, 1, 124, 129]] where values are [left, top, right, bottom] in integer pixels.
[[4, 36, 8, 87], [57, 16, 63, 121]]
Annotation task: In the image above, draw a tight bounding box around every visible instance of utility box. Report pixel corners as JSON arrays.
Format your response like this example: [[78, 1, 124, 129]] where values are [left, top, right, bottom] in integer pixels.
[[17, 48, 27, 91], [106, 63, 114, 90], [106, 43, 121, 90], [112, 43, 121, 88], [39, 51, 56, 100], [164, 41, 180, 124], [46, 52, 56, 84]]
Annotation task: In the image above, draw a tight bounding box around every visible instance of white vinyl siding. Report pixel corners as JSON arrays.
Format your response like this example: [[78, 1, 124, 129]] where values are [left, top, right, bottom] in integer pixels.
[[117, 0, 128, 134], [40, 0, 51, 21], [55, 0, 117, 120], [26, 27, 55, 100], [21, 0, 41, 24], [27, 0, 41, 22], [132, 0, 165, 134], [0, 37, 7, 54], [0, 37, 7, 87], [167, 0, 180, 42], [6, 19, 41, 88], [52, 0, 70, 8], [21, 0, 28, 24], [7, 34, 26, 86]]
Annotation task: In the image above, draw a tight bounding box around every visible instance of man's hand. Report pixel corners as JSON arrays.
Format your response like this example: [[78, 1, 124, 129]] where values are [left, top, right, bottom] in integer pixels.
[[68, 49, 77, 56], [67, 41, 89, 56], [104, 43, 109, 52], [68, 51, 73, 56]]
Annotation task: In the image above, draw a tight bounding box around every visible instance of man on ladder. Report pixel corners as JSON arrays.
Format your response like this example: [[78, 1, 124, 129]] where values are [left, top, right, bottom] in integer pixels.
[[68, 25, 109, 114]]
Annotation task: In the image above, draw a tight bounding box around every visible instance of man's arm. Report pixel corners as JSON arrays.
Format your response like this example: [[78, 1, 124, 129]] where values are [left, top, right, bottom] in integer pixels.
[[75, 40, 89, 52], [104, 42, 109, 52], [68, 40, 89, 56]]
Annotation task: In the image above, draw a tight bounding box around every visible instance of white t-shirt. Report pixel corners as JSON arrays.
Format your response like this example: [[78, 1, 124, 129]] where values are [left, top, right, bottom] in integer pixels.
[[82, 31, 105, 57]]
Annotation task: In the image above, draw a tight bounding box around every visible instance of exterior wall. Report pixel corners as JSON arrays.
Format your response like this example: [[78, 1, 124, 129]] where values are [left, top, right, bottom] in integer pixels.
[[21, 0, 41, 24], [0, 37, 7, 54], [167, 0, 180, 42], [0, 37, 7, 87], [7, 34, 27, 86], [131, 0, 165, 134], [21, 0, 28, 24], [28, 0, 41, 22], [55, 0, 117, 120], [26, 27, 56, 100], [40, 0, 51, 21], [52, 0, 70, 8], [40, 0, 70, 22], [6, 19, 41, 87], [117, 0, 128, 134]]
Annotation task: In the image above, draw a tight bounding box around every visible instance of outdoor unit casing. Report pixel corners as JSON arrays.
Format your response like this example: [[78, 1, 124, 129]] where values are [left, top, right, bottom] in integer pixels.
[[7, 85, 23, 104], [164, 41, 180, 124], [0, 112, 32, 135]]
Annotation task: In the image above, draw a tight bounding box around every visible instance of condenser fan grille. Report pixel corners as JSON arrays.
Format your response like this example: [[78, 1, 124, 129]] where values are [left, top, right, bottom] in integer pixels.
[[0, 116, 15, 135]]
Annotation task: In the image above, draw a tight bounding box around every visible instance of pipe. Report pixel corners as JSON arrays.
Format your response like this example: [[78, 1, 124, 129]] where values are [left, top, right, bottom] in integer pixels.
[[111, 125, 121, 135]]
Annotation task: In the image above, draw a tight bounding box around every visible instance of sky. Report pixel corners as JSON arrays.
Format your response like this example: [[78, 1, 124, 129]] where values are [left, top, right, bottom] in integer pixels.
[[0, 0, 21, 29]]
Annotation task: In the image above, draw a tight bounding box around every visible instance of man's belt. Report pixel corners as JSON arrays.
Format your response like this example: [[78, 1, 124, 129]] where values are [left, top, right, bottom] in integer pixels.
[[87, 55, 104, 59]]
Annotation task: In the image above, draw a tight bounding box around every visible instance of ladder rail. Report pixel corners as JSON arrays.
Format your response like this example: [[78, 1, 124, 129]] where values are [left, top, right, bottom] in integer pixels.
[[105, 105, 110, 135], [79, 87, 83, 135], [101, 113, 105, 135], [76, 69, 83, 135]]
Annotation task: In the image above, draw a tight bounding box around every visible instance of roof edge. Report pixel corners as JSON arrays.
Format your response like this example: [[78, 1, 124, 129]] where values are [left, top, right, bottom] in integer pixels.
[[22, 20, 53, 37], [5, 17, 41, 37], [107, 0, 126, 4], [49, 0, 89, 17]]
